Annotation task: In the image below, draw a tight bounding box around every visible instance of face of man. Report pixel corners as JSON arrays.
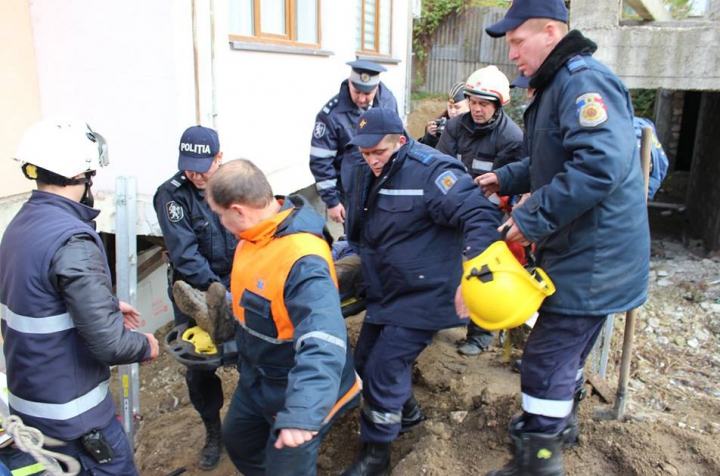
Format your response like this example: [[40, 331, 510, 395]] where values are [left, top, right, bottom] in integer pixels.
[[359, 135, 407, 177], [506, 20, 554, 78], [468, 96, 498, 125], [186, 154, 222, 190], [349, 81, 379, 110], [207, 194, 246, 236], [447, 99, 470, 118]]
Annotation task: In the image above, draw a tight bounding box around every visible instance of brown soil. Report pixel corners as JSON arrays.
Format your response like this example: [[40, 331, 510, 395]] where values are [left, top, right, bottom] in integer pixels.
[[119, 100, 720, 476]]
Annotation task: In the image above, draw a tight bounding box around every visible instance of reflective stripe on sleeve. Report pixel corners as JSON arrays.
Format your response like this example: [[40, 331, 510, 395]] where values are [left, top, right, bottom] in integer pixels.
[[295, 331, 346, 352], [1, 304, 74, 334], [9, 380, 110, 421], [521, 392, 573, 418], [316, 179, 338, 191], [378, 189, 424, 196], [310, 147, 338, 158]]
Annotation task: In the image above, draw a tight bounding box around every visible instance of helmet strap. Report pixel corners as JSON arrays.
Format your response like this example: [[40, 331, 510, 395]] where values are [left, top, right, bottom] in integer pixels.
[[79, 171, 96, 207]]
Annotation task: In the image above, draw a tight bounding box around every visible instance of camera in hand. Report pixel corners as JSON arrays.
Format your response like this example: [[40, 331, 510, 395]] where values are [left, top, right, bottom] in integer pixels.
[[434, 117, 448, 134]]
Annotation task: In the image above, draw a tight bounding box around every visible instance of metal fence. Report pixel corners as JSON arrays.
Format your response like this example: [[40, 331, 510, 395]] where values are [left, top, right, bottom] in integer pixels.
[[417, 6, 517, 96]]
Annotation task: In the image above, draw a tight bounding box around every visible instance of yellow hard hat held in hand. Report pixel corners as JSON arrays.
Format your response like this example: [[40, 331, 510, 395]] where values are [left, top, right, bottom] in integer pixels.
[[461, 236, 555, 330]]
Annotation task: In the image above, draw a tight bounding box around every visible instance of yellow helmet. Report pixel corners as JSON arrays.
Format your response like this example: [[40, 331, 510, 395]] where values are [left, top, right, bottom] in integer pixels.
[[461, 241, 555, 330]]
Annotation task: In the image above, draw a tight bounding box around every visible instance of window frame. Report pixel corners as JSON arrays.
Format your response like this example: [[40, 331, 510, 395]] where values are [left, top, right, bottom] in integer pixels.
[[228, 0, 322, 49], [357, 0, 393, 57]]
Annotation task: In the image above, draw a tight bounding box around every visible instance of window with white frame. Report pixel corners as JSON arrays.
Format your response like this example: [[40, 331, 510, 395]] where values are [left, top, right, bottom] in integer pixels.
[[228, 0, 320, 47], [356, 0, 392, 56]]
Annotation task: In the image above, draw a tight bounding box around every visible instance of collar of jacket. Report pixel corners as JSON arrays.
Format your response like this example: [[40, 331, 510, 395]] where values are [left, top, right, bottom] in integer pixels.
[[239, 202, 295, 246], [459, 110, 503, 136], [529, 30, 598, 90], [30, 189, 101, 224]]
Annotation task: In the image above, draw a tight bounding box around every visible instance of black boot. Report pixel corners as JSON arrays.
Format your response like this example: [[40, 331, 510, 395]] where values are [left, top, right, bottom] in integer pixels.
[[340, 442, 391, 476], [486, 430, 566, 476], [200, 417, 222, 470], [400, 395, 427, 434], [508, 387, 586, 450], [564, 386, 586, 448]]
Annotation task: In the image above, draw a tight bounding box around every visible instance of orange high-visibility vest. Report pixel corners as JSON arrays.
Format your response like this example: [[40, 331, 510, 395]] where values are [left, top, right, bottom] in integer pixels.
[[230, 208, 338, 340]]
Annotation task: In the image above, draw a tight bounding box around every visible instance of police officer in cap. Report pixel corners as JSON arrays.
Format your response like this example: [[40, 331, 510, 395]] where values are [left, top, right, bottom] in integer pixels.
[[309, 60, 398, 224], [153, 125, 238, 470]]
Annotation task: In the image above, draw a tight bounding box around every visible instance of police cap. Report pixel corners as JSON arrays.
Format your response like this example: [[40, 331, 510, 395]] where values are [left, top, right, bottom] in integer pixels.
[[347, 60, 387, 93], [510, 74, 531, 89], [178, 125, 220, 173], [485, 0, 568, 38], [348, 108, 404, 149]]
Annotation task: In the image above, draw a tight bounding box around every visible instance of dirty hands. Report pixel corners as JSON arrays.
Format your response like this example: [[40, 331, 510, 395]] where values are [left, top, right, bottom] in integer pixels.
[[455, 285, 469, 319], [328, 203, 346, 224], [274, 428, 319, 450]]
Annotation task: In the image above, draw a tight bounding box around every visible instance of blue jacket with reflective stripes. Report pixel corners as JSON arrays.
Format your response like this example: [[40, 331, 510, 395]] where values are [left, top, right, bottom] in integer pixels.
[[0, 191, 149, 440], [344, 138, 502, 330], [309, 80, 398, 208]]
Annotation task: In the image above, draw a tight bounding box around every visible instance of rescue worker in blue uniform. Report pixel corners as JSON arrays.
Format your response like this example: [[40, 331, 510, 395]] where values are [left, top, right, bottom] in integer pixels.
[[340, 108, 503, 476], [480, 1, 650, 474], [309, 60, 398, 224], [0, 118, 158, 476], [153, 125, 238, 470], [203, 159, 359, 476], [436, 65, 525, 357]]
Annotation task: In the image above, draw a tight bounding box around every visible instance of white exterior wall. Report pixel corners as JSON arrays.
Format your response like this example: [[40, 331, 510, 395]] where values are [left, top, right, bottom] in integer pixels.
[[17, 0, 410, 236]]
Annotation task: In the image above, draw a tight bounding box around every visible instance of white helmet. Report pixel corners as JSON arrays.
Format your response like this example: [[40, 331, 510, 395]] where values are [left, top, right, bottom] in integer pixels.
[[14, 117, 109, 179], [465, 66, 511, 106]]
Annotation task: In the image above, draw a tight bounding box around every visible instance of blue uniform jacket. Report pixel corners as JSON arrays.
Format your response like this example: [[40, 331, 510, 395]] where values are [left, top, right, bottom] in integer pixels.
[[494, 31, 650, 316], [153, 171, 238, 290], [235, 196, 358, 433], [345, 138, 502, 330], [309, 80, 398, 208], [436, 110, 524, 177]]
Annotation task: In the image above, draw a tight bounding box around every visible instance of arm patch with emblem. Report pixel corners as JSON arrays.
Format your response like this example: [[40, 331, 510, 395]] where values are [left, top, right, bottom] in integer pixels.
[[576, 93, 608, 127], [166, 201, 184, 222], [435, 171, 458, 195]]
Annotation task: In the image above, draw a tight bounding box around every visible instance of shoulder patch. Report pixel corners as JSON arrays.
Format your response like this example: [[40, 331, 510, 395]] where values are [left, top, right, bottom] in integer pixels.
[[313, 122, 326, 139], [575, 93, 608, 128], [435, 171, 458, 195], [166, 201, 184, 223], [566, 55, 588, 74]]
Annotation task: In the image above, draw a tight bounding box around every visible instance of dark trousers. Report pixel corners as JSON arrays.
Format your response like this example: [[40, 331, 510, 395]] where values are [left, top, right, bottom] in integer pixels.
[[465, 321, 494, 348], [48, 418, 139, 476], [170, 292, 224, 420], [222, 381, 348, 476], [354, 323, 435, 443], [520, 311, 606, 433]]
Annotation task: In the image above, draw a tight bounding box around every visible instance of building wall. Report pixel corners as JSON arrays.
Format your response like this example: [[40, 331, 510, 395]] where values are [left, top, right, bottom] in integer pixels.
[[0, 1, 42, 198], [9, 0, 410, 236]]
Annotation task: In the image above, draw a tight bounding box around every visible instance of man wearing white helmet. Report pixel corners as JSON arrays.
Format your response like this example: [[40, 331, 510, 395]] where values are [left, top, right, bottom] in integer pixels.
[[0, 118, 159, 476], [436, 65, 525, 357]]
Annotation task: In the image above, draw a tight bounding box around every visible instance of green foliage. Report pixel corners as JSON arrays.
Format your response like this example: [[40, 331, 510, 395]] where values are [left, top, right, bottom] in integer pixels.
[[412, 0, 509, 86], [631, 88, 657, 119], [411, 91, 445, 101]]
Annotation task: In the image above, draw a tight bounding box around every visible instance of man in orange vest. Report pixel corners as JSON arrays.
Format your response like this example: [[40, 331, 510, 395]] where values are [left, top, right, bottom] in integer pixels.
[[205, 159, 359, 476]]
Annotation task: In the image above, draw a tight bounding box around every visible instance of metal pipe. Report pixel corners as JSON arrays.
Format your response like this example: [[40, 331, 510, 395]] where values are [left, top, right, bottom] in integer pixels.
[[192, 0, 201, 124]]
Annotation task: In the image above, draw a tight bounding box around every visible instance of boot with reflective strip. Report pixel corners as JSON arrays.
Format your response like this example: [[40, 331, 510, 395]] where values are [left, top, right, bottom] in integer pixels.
[[340, 442, 391, 476], [486, 429, 566, 476], [508, 386, 586, 449]]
